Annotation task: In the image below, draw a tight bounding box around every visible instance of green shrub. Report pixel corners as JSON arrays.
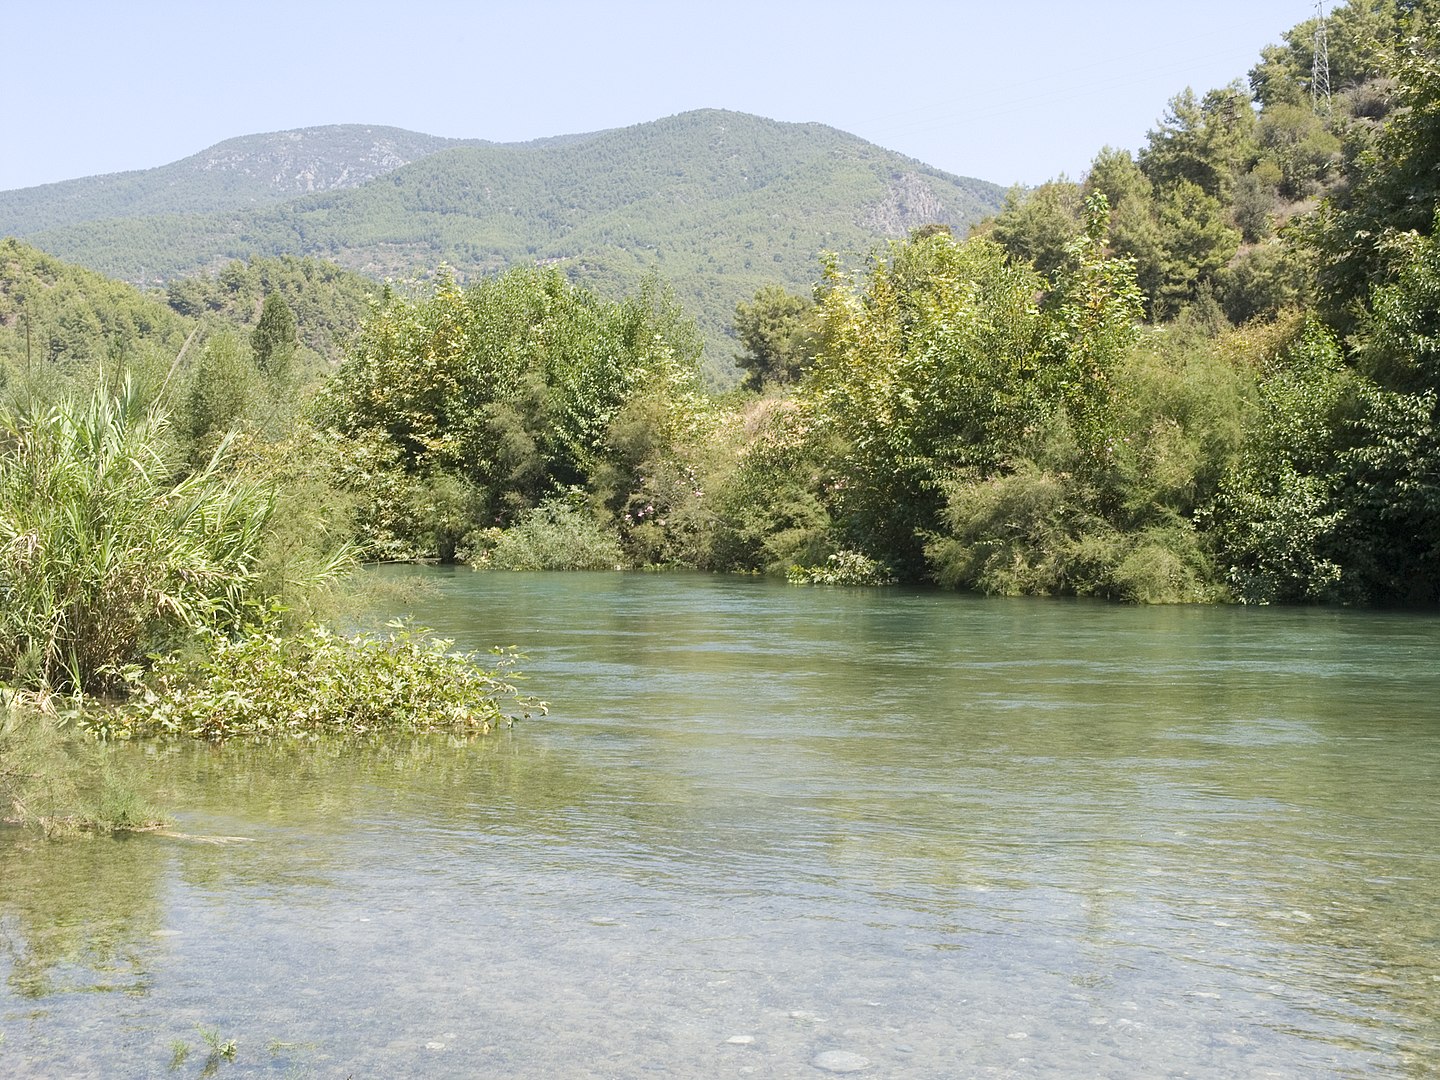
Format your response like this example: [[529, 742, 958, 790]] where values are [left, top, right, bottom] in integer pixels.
[[476, 498, 623, 571], [97, 623, 544, 742], [787, 550, 896, 586], [926, 464, 1086, 596], [925, 457, 1222, 603], [702, 399, 832, 574]]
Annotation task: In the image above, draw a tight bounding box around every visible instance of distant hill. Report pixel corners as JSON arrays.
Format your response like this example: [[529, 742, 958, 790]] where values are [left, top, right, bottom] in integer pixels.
[[1, 112, 1006, 377], [0, 125, 483, 236]]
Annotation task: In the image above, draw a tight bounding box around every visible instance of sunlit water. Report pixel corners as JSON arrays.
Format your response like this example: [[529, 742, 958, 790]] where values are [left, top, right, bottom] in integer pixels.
[[3, 569, 1439, 1078]]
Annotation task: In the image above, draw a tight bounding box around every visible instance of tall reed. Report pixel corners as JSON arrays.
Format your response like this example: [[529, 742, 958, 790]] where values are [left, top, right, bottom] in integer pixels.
[[0, 382, 274, 694]]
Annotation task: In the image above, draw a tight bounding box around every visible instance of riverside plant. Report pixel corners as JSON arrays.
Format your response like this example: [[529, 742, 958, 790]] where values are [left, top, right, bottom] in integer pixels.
[[97, 622, 546, 742], [786, 550, 896, 586], [0, 384, 278, 695], [472, 498, 624, 571]]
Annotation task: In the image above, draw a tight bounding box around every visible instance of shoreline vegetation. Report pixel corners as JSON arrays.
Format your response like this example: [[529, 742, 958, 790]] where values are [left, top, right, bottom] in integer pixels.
[[3, 1, 1439, 830]]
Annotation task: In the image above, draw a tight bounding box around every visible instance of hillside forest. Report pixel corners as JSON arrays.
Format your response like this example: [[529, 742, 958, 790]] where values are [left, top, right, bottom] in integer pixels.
[[0, 111, 1004, 382], [1, 2, 1438, 790]]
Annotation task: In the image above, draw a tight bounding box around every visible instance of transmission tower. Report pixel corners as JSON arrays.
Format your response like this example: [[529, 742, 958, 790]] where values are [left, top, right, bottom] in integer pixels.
[[1312, 1, 1332, 113]]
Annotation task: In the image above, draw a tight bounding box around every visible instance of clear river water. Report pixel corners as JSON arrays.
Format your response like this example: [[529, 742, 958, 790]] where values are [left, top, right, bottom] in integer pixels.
[[3, 568, 1439, 1078]]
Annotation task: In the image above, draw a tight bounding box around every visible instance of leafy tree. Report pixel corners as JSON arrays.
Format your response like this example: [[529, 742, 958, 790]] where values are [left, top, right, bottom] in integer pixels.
[[702, 400, 834, 574], [1351, 210, 1440, 393], [800, 198, 1143, 579], [1205, 320, 1353, 602], [732, 284, 817, 390], [1229, 168, 1279, 242], [318, 266, 710, 552], [182, 331, 257, 448], [1325, 215, 1440, 600], [804, 232, 1048, 574], [987, 180, 1084, 276]]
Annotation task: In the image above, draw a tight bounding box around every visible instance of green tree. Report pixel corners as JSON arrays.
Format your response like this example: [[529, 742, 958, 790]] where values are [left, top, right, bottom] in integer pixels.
[[732, 284, 817, 391], [181, 331, 257, 449], [1140, 84, 1259, 205], [1327, 215, 1440, 601], [1205, 320, 1353, 603], [800, 201, 1143, 579], [1154, 181, 1243, 318], [250, 291, 296, 378], [318, 266, 710, 552], [987, 179, 1084, 276], [1086, 148, 1167, 315]]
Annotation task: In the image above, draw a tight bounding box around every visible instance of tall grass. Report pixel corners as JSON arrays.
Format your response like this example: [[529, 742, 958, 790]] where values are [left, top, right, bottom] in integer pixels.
[[0, 382, 275, 694]]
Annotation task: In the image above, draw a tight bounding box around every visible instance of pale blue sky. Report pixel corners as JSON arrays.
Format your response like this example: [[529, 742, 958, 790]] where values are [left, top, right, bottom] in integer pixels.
[[5, 1, 1323, 193]]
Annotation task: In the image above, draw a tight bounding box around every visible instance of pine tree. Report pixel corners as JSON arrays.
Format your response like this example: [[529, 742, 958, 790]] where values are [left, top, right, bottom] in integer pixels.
[[250, 291, 296, 378]]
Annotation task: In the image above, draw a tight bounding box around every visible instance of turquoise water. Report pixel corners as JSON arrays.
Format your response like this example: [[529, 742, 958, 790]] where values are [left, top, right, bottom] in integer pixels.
[[3, 569, 1439, 1077]]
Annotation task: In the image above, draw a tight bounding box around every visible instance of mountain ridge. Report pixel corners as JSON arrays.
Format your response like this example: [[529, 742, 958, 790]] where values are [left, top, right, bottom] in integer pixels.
[[0, 125, 487, 235], [1, 110, 1006, 373]]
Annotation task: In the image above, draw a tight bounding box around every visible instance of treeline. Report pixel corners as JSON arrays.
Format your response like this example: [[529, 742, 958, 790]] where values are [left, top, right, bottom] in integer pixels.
[[3, 0, 1438, 614], [717, 0, 1440, 603], [308, 1, 1438, 604]]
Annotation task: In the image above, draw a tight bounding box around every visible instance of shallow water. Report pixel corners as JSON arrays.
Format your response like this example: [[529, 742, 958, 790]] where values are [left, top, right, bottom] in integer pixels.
[[3, 569, 1439, 1077]]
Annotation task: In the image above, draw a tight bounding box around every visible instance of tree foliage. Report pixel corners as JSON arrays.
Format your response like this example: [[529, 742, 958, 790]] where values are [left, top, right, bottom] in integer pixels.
[[250, 291, 297, 377], [1313, 23, 1440, 325], [795, 198, 1144, 580], [732, 284, 818, 390], [318, 266, 712, 554]]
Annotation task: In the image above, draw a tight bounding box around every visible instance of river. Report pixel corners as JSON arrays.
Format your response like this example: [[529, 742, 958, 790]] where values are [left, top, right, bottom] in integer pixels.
[[2, 568, 1438, 1077]]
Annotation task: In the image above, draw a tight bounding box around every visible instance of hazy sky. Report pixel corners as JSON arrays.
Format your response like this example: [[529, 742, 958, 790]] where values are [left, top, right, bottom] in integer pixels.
[[5, 1, 1322, 192]]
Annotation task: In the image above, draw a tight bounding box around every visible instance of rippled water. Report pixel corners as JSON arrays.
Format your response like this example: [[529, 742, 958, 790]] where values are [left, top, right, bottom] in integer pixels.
[[3, 569, 1439, 1077]]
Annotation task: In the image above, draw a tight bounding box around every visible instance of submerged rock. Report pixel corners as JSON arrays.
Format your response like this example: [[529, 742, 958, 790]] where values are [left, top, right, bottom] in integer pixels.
[[811, 1049, 869, 1072]]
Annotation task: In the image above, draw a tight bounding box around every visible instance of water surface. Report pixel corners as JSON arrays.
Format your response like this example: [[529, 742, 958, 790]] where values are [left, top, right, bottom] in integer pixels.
[[3, 570, 1438, 1077]]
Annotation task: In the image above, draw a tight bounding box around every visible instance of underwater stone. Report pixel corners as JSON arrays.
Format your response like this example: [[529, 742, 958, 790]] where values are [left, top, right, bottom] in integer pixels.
[[812, 1049, 869, 1072]]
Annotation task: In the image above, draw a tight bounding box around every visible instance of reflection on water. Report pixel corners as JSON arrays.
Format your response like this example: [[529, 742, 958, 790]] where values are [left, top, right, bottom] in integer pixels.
[[2, 569, 1438, 1077]]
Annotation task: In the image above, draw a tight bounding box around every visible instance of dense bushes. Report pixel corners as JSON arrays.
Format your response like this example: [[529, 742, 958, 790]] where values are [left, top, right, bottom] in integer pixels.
[[476, 498, 623, 571]]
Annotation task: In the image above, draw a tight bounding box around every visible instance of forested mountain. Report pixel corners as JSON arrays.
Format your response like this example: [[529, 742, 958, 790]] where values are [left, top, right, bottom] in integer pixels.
[[0, 238, 192, 382], [0, 239, 380, 405], [0, 111, 1005, 375], [0, 126, 483, 237]]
